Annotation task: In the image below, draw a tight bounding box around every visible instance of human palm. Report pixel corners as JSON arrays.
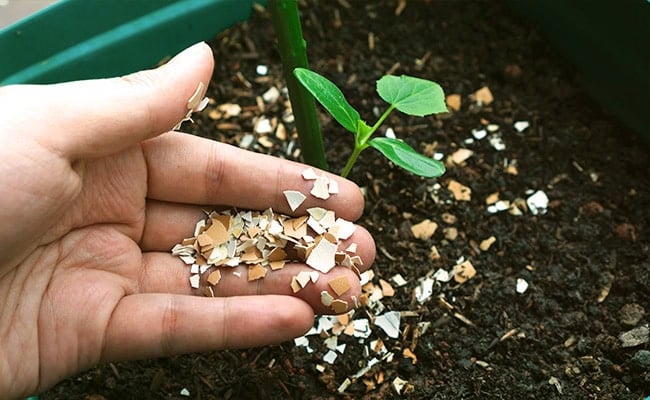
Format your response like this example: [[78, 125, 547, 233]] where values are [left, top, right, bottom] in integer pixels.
[[0, 43, 374, 398]]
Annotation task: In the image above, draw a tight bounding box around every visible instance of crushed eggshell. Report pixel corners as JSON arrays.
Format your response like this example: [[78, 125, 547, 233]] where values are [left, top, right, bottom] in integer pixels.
[[328, 275, 352, 296], [323, 350, 338, 364], [328, 179, 340, 194], [254, 117, 273, 134], [330, 299, 349, 314], [311, 176, 331, 199], [301, 167, 318, 180], [410, 219, 438, 240], [452, 260, 476, 284], [321, 290, 334, 307], [345, 243, 358, 253], [217, 103, 241, 118], [433, 268, 452, 282], [338, 378, 352, 393], [505, 160, 519, 175], [448, 180, 471, 201], [296, 271, 313, 288], [375, 311, 401, 338], [527, 190, 549, 215], [392, 377, 409, 395], [207, 270, 222, 286], [403, 348, 417, 364], [248, 264, 268, 281], [172, 203, 360, 301], [450, 148, 473, 165], [429, 245, 441, 260], [443, 227, 458, 241], [446, 94, 461, 111], [391, 274, 408, 287], [487, 200, 511, 214], [441, 212, 457, 224], [415, 277, 435, 303], [262, 86, 280, 103], [480, 236, 497, 251], [516, 278, 529, 294], [485, 192, 500, 205], [489, 134, 506, 151], [187, 81, 208, 111], [269, 260, 286, 270], [306, 239, 338, 273], [290, 277, 303, 293], [334, 218, 356, 240], [513, 120, 530, 132], [379, 279, 395, 296], [472, 86, 494, 105], [283, 190, 306, 211], [472, 128, 487, 140], [174, 82, 209, 130]]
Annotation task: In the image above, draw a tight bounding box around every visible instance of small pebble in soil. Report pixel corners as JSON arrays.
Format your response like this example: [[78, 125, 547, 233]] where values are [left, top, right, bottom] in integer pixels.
[[631, 350, 650, 369], [618, 303, 645, 327], [619, 325, 649, 348]]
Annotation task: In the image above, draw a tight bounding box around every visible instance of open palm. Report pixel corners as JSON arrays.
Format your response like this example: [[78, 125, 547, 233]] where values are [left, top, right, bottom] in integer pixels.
[[0, 43, 374, 398]]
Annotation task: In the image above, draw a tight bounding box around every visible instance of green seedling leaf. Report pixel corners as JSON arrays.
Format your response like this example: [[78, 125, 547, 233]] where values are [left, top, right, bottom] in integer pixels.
[[377, 75, 447, 117], [369, 137, 445, 178], [294, 68, 361, 134]]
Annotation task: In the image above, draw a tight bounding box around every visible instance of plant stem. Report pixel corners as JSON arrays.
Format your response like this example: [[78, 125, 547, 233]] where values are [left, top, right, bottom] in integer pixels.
[[268, 0, 328, 170], [360, 104, 395, 144], [341, 145, 365, 178], [344, 105, 395, 177]]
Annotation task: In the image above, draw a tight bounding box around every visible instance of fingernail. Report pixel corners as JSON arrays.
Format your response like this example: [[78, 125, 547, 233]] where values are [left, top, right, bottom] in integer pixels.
[[168, 42, 209, 65]]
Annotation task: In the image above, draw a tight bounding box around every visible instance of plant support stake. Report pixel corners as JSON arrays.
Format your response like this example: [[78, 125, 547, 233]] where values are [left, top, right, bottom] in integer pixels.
[[269, 0, 328, 170]]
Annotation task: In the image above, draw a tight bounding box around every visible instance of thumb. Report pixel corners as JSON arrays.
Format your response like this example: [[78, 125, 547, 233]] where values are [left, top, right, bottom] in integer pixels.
[[0, 42, 214, 160]]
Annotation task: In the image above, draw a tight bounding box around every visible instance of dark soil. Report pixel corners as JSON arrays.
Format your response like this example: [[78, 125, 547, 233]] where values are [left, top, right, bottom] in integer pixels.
[[43, 1, 649, 399]]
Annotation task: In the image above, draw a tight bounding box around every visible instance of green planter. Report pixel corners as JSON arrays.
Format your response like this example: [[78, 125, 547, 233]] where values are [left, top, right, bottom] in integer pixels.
[[507, 0, 650, 141], [0, 0, 258, 85]]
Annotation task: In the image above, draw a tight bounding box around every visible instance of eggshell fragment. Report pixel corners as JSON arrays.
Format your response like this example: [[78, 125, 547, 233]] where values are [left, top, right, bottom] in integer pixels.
[[301, 167, 318, 180], [311, 176, 331, 200], [207, 270, 222, 286], [248, 264, 268, 281], [283, 190, 307, 212], [330, 299, 349, 314], [306, 239, 338, 273], [328, 275, 352, 296], [321, 290, 334, 306]]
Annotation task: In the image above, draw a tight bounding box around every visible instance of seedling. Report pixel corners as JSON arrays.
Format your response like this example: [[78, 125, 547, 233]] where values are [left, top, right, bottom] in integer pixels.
[[294, 68, 448, 178]]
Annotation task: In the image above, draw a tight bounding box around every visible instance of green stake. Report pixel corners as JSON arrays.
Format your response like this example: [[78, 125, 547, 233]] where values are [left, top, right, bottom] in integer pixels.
[[268, 0, 328, 170]]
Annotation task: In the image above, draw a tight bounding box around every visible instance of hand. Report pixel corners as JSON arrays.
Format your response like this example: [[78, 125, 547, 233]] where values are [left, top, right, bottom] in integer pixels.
[[0, 43, 375, 398]]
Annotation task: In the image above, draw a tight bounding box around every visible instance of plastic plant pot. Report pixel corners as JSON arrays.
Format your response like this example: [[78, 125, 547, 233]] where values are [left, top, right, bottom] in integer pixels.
[[0, 0, 260, 84], [506, 1, 650, 141]]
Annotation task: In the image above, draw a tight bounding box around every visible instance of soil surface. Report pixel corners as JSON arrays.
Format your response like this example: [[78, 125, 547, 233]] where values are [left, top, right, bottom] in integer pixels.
[[43, 1, 649, 399]]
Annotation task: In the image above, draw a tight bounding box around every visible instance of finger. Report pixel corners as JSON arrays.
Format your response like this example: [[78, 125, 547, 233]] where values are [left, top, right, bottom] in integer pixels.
[[139, 251, 370, 314], [102, 294, 314, 361], [139, 199, 204, 251], [139, 200, 376, 268], [142, 132, 365, 221], [0, 42, 214, 160]]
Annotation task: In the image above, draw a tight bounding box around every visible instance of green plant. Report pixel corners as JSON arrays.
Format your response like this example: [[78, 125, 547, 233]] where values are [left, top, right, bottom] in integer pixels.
[[294, 68, 447, 178]]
